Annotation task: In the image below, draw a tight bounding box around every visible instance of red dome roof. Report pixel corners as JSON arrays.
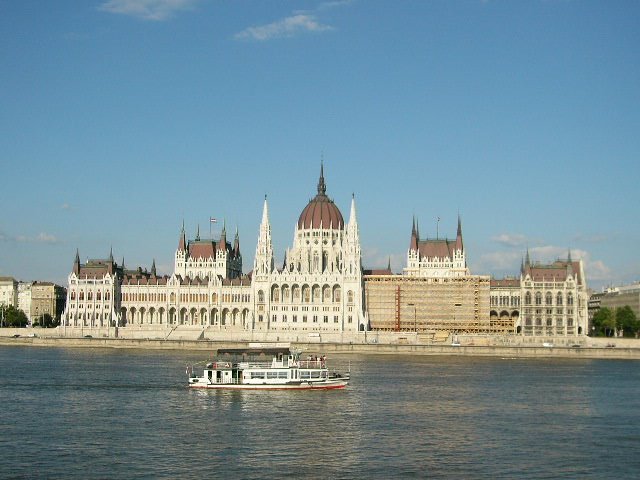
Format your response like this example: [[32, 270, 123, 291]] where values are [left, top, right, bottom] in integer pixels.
[[297, 165, 344, 230]]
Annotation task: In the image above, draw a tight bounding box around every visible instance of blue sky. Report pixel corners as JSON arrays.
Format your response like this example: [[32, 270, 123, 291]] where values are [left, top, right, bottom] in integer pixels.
[[1, 0, 638, 291]]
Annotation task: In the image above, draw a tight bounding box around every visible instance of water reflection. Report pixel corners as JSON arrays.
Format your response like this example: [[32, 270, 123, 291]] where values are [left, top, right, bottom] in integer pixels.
[[2, 347, 640, 478]]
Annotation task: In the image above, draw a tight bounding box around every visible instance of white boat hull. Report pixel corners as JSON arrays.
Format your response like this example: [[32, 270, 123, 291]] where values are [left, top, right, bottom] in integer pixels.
[[188, 378, 348, 390]]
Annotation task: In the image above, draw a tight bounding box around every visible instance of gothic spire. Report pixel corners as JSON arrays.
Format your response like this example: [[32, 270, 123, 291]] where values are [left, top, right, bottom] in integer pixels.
[[410, 217, 419, 251], [349, 193, 357, 225], [195, 224, 200, 241], [233, 226, 240, 257], [178, 220, 186, 251], [218, 219, 227, 250], [261, 195, 269, 224], [455, 214, 463, 251], [151, 259, 157, 277], [317, 159, 326, 196], [73, 249, 80, 274]]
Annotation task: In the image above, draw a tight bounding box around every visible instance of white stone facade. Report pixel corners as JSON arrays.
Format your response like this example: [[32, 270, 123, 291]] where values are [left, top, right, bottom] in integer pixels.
[[404, 217, 469, 278], [0, 277, 18, 308], [18, 282, 32, 321], [251, 178, 365, 333], [490, 252, 589, 337]]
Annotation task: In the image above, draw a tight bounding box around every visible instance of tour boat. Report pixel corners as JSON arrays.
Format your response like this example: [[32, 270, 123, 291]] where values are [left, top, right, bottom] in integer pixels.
[[187, 347, 349, 390]]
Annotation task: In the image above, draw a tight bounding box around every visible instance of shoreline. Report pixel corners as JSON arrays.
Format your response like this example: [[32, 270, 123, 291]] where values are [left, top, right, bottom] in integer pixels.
[[2, 335, 639, 360]]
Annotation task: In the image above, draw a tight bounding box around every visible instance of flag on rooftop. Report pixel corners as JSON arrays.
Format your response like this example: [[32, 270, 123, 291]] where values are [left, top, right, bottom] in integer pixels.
[[210, 217, 217, 223]]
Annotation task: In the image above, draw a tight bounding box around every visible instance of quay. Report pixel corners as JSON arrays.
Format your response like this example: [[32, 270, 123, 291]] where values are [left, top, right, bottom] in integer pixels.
[[1, 326, 639, 360]]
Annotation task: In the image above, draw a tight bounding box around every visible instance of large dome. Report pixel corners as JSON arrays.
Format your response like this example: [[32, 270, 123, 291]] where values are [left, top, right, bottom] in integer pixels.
[[297, 165, 344, 230]]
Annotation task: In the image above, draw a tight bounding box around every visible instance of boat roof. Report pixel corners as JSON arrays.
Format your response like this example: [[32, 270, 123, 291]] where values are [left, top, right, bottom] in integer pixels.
[[215, 347, 292, 357]]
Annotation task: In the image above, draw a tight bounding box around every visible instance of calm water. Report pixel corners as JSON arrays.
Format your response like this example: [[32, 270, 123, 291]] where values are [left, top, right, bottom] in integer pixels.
[[1, 346, 640, 479]]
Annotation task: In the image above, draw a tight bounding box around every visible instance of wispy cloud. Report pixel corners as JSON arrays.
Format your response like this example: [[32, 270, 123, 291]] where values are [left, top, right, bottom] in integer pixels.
[[316, 0, 354, 11], [492, 233, 528, 247], [474, 244, 614, 286], [235, 14, 333, 41], [99, 0, 200, 21], [1, 231, 60, 244]]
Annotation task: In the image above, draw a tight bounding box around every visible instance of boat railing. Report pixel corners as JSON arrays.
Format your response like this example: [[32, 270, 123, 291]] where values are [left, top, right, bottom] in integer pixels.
[[298, 360, 326, 369]]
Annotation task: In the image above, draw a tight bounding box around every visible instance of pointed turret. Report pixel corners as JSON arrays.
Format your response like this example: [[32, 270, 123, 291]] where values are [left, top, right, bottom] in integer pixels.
[[566, 249, 574, 276], [73, 249, 81, 275], [455, 214, 463, 251], [261, 195, 269, 224], [151, 259, 157, 277], [387, 257, 392, 273], [233, 226, 240, 257], [195, 224, 200, 241], [254, 195, 274, 275], [178, 221, 186, 251], [348, 193, 357, 225], [409, 216, 419, 251], [218, 219, 227, 251], [109, 246, 114, 263]]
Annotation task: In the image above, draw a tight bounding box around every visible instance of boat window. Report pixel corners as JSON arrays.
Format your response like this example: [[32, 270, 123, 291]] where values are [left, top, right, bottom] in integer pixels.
[[267, 372, 278, 379], [311, 371, 321, 379], [278, 372, 288, 379], [321, 371, 327, 378], [250, 372, 265, 379], [300, 371, 311, 379]]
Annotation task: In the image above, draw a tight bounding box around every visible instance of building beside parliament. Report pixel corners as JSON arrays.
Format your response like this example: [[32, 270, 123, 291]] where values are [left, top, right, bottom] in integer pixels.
[[365, 217, 493, 338]]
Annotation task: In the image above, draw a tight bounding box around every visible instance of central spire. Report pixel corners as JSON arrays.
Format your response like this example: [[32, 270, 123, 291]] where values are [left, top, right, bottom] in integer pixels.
[[317, 159, 326, 196]]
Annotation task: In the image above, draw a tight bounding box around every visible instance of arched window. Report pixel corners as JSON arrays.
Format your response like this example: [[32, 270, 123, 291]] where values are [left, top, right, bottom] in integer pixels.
[[71, 291, 76, 300], [322, 285, 331, 303], [545, 292, 553, 305], [524, 292, 531, 305], [567, 293, 574, 306], [88, 291, 93, 300], [258, 290, 264, 303], [170, 292, 176, 303], [79, 290, 85, 301], [556, 293, 563, 305], [302, 285, 310, 303], [292, 285, 300, 301], [282, 285, 290, 302], [271, 286, 280, 302], [535, 292, 542, 305], [333, 286, 341, 303], [312, 285, 321, 302], [347, 290, 354, 304]]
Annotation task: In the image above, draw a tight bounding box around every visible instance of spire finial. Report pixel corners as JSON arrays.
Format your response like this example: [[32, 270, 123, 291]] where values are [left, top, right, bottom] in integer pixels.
[[317, 157, 326, 196]]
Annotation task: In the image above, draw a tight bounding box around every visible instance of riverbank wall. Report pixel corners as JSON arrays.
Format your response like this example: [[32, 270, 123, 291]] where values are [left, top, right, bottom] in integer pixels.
[[1, 327, 639, 359]]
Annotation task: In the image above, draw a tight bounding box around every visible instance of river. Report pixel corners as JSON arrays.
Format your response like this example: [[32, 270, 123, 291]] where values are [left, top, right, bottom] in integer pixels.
[[1, 346, 639, 478]]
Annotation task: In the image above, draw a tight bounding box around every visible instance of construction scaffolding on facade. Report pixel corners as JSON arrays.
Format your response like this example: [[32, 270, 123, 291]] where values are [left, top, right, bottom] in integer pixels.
[[364, 274, 498, 337]]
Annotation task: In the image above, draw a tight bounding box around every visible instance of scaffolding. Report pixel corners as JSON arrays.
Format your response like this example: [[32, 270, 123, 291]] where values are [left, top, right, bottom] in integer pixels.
[[364, 274, 493, 335]]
